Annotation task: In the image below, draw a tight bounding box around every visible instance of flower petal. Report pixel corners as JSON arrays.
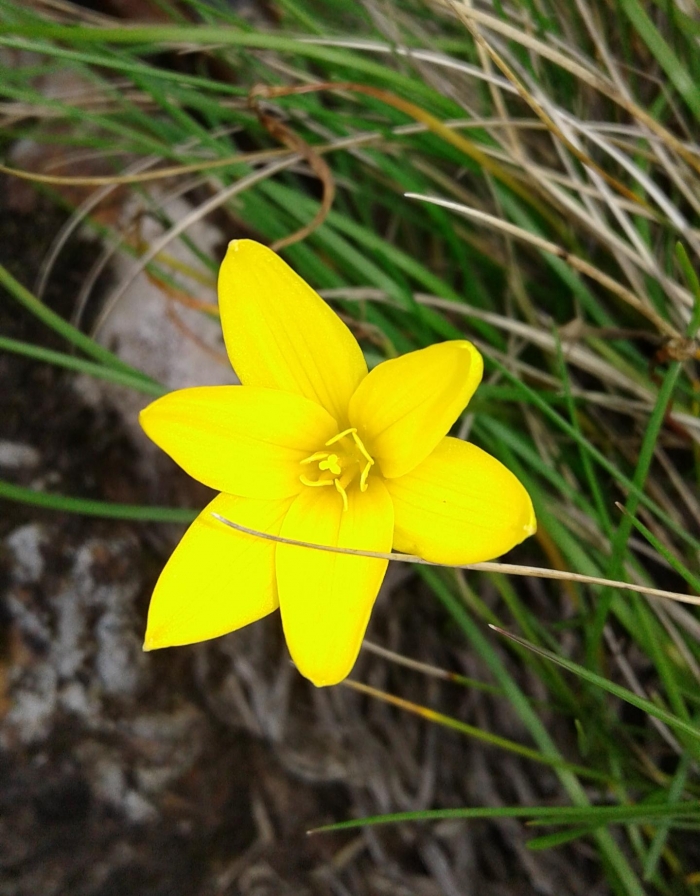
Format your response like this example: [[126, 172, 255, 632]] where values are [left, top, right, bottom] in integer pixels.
[[140, 385, 337, 499], [144, 493, 293, 649], [386, 437, 536, 564], [218, 240, 368, 422], [276, 479, 394, 687], [348, 341, 483, 479]]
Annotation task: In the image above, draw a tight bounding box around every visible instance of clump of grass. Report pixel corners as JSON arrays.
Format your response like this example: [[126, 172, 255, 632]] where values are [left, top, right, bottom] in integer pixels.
[[2, 0, 700, 891]]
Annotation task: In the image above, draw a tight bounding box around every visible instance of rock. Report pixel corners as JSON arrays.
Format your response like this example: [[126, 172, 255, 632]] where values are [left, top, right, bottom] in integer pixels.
[[5, 523, 46, 585], [0, 440, 40, 470], [73, 193, 237, 452], [1, 529, 149, 747]]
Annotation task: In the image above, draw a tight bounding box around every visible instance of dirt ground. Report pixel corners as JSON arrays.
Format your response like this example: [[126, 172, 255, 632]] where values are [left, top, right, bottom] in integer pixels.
[[0, 178, 611, 895]]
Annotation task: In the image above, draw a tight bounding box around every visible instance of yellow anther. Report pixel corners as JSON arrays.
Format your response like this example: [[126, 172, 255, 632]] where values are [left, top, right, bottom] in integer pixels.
[[300, 450, 329, 466], [351, 430, 374, 466], [325, 427, 357, 447], [359, 459, 372, 492], [318, 453, 341, 475], [299, 475, 334, 488], [334, 478, 349, 511]]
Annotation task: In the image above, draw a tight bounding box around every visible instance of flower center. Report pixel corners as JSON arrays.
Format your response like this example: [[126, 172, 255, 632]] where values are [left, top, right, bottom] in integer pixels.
[[299, 427, 374, 510]]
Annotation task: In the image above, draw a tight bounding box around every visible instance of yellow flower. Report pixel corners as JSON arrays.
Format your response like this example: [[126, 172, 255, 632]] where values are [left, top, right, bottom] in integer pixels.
[[139, 240, 536, 686]]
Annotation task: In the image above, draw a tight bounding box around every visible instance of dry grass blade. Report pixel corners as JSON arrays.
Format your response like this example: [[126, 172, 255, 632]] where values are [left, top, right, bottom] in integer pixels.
[[405, 193, 677, 336], [436, 0, 700, 176], [571, 120, 695, 238], [300, 35, 520, 94], [26, 0, 115, 25], [35, 154, 163, 300], [321, 288, 700, 437], [339, 680, 607, 778], [90, 154, 301, 337], [250, 85, 336, 251], [0, 148, 287, 186], [603, 625, 683, 754], [250, 80, 547, 214], [210, 514, 699, 605], [361, 639, 497, 688], [450, 9, 648, 208]]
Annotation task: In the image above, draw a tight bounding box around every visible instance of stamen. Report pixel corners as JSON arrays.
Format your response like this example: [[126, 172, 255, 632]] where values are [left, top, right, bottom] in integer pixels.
[[318, 453, 341, 475], [302, 427, 375, 503], [300, 475, 335, 488], [325, 427, 357, 447], [334, 478, 349, 511], [351, 430, 374, 466], [359, 459, 373, 492], [300, 450, 329, 465]]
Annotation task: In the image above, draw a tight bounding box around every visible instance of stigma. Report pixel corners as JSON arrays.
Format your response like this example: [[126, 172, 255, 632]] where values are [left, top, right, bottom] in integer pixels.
[[299, 427, 375, 509]]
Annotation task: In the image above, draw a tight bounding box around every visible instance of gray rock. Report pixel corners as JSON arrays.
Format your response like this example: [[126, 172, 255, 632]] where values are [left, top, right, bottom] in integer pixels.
[[6, 523, 47, 585], [0, 440, 40, 470]]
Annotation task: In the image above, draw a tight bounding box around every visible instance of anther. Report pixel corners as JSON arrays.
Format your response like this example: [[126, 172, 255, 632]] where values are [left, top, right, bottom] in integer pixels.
[[351, 430, 374, 466], [359, 459, 372, 492], [299, 475, 334, 488], [325, 427, 357, 447], [301, 450, 329, 465]]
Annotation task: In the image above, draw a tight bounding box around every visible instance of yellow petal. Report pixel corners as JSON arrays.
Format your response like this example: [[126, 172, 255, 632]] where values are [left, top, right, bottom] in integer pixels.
[[386, 437, 536, 565], [276, 478, 394, 687], [348, 341, 483, 479], [218, 240, 368, 423], [139, 385, 337, 499], [144, 493, 292, 649]]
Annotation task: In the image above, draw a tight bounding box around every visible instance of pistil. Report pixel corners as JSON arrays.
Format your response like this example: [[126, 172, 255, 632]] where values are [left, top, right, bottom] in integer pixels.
[[299, 427, 375, 509]]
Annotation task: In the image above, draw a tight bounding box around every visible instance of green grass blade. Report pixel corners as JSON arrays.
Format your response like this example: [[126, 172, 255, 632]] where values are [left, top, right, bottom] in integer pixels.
[[0, 335, 168, 397], [311, 800, 700, 834], [491, 626, 700, 743], [0, 479, 197, 523], [526, 826, 600, 851], [0, 262, 159, 383], [423, 569, 646, 896], [643, 754, 691, 880], [591, 358, 683, 651], [616, 503, 700, 594], [618, 0, 700, 120]]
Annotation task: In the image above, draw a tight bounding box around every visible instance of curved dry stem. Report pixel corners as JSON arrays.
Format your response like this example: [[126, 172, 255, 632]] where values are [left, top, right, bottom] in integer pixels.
[[250, 87, 336, 251], [211, 513, 699, 605], [90, 153, 300, 338], [0, 148, 286, 187]]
